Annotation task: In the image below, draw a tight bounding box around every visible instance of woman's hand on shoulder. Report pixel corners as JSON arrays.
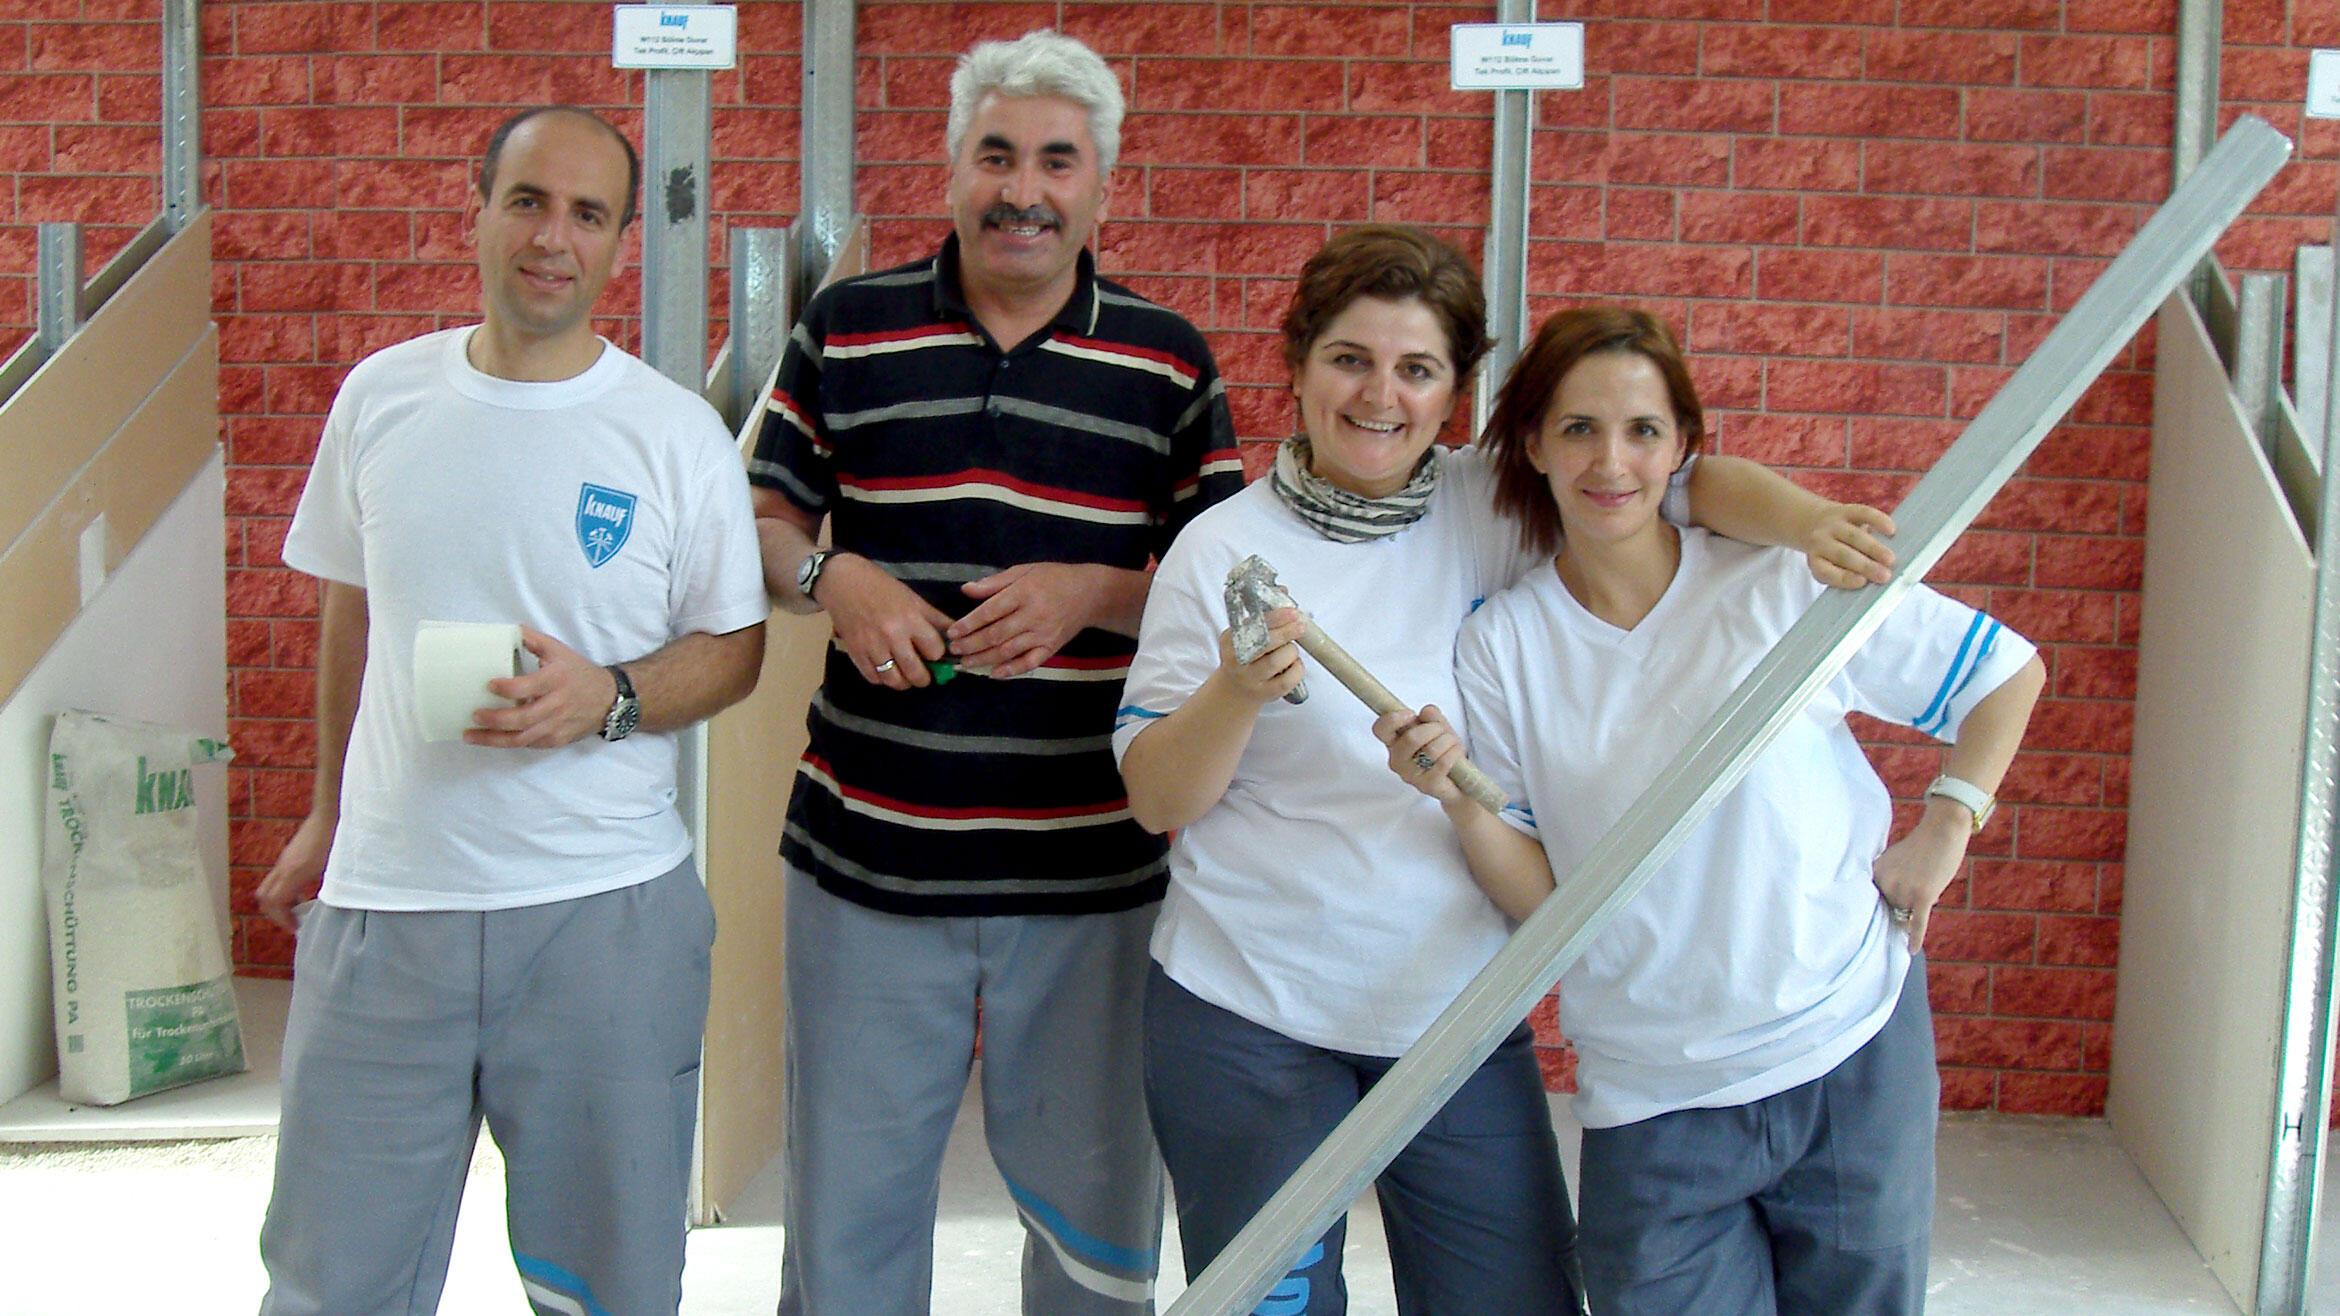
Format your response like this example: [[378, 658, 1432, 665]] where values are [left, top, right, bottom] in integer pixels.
[[1803, 501, 1897, 590], [1374, 705, 1467, 806], [1214, 606, 1308, 705]]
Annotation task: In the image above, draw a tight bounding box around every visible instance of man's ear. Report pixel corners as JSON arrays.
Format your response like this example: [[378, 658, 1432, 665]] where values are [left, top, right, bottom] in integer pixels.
[[1092, 170, 1116, 243]]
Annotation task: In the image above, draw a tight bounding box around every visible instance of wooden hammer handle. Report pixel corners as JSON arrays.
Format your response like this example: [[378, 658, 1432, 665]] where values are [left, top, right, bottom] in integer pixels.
[[1293, 622, 1510, 816]]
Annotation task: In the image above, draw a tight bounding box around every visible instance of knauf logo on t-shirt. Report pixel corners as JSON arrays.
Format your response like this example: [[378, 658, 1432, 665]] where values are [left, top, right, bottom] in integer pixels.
[[576, 483, 637, 568]]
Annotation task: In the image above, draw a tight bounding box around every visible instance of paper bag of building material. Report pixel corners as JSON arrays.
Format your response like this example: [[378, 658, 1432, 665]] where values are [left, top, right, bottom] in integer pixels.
[[43, 710, 243, 1105]]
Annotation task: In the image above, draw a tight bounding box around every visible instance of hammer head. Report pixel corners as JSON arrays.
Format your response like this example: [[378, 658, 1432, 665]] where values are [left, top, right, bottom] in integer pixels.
[[1223, 554, 1308, 704]]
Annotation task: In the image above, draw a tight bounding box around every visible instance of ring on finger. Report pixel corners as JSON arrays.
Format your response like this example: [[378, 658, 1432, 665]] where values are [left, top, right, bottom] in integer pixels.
[[1411, 750, 1437, 772], [872, 658, 898, 674], [1888, 903, 1912, 925]]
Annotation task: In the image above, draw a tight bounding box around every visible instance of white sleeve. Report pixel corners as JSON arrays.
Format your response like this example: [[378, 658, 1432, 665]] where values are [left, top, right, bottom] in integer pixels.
[[1843, 584, 2039, 741], [1112, 536, 1225, 765], [1450, 446, 1542, 598], [666, 417, 772, 638], [1453, 609, 1539, 838], [1660, 451, 1697, 528], [281, 394, 366, 588]]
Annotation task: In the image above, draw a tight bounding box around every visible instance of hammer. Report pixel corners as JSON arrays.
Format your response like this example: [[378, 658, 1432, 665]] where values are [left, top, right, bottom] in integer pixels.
[[1224, 555, 1508, 815]]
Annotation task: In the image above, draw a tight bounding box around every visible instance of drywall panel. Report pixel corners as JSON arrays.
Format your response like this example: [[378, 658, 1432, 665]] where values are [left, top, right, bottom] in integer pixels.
[[2111, 295, 2317, 1314], [699, 607, 828, 1216], [0, 211, 211, 555], [0, 455, 228, 1103], [0, 327, 219, 706], [696, 222, 870, 1218]]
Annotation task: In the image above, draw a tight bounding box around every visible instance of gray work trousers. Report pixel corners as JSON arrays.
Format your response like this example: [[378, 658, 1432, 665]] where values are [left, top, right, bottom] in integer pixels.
[[259, 859, 714, 1316], [778, 868, 1165, 1316], [1578, 959, 1938, 1316]]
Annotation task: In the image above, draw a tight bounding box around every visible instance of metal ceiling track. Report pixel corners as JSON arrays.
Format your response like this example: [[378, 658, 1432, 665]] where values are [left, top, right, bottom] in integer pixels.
[[1163, 113, 2295, 1316]]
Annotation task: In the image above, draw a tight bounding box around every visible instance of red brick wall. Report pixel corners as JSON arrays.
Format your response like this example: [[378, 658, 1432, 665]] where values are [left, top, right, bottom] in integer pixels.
[[6, 0, 2336, 1115], [0, 1, 168, 356]]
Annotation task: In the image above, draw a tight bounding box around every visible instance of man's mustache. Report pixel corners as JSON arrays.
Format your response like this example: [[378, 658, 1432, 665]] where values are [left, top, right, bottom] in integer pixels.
[[984, 202, 1061, 229]]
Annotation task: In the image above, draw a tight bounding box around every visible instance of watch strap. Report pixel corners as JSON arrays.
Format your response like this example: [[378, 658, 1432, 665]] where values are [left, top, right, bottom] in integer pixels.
[[1925, 773, 1995, 833], [599, 664, 640, 741], [796, 548, 836, 600]]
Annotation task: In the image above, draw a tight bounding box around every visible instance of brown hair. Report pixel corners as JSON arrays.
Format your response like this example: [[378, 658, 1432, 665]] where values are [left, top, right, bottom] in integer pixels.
[[1483, 305, 1707, 556], [1280, 225, 1490, 380]]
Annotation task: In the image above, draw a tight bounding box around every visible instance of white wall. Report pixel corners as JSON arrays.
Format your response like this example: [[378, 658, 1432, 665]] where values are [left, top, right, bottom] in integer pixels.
[[0, 454, 227, 1103]]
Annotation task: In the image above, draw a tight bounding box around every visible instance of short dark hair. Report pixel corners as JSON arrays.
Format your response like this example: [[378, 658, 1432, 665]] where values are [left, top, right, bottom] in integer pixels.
[[1483, 306, 1708, 557], [477, 106, 640, 227], [1280, 225, 1490, 381]]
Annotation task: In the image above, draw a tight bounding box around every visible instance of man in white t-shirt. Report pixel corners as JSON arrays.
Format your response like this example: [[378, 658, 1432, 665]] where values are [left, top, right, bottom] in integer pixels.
[[252, 107, 768, 1316]]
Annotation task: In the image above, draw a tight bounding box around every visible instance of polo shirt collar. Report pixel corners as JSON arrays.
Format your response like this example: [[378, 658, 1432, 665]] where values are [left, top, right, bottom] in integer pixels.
[[933, 234, 1101, 341]]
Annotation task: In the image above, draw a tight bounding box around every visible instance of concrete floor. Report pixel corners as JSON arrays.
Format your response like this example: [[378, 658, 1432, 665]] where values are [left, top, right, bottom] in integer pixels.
[[0, 979, 2315, 1314], [0, 1093, 2281, 1316]]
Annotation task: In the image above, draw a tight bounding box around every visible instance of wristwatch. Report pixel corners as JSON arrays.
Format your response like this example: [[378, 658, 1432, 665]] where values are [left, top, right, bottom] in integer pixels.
[[599, 664, 641, 742], [795, 548, 840, 602], [1925, 774, 1996, 834]]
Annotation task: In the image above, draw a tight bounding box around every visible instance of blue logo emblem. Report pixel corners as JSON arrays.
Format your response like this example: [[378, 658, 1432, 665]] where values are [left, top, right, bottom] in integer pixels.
[[575, 483, 637, 568]]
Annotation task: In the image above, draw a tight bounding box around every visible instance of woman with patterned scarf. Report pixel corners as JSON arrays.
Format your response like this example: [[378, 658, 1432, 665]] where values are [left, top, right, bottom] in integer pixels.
[[1110, 224, 1895, 1316]]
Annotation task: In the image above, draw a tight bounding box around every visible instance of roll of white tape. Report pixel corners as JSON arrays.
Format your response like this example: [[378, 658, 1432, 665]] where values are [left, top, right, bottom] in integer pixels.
[[412, 621, 523, 742]]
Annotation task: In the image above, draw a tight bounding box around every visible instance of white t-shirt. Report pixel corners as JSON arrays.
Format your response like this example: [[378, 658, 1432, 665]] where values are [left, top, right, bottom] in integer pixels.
[[1114, 446, 1541, 1056], [1456, 528, 2037, 1127], [284, 327, 768, 911]]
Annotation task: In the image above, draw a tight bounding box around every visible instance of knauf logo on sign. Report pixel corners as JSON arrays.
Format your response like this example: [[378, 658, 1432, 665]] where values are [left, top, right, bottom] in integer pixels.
[[576, 483, 637, 568], [661, 11, 688, 26], [1503, 30, 1532, 46]]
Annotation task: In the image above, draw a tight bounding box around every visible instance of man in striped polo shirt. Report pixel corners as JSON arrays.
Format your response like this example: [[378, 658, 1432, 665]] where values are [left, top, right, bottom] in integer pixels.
[[747, 29, 1243, 1316]]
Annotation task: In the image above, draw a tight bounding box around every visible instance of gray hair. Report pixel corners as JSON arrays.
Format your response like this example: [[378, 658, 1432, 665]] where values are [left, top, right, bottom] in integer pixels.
[[947, 29, 1125, 174]]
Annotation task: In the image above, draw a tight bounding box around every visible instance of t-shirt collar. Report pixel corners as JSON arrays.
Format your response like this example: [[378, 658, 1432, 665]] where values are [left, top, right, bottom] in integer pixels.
[[444, 327, 626, 410]]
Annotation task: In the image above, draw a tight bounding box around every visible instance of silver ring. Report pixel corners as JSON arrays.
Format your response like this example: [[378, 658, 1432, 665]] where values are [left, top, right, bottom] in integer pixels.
[[872, 658, 897, 673], [1889, 904, 1913, 925], [1412, 750, 1436, 771]]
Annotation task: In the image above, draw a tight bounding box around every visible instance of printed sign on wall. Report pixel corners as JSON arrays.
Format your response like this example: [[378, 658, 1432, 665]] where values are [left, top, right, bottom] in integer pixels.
[[1450, 23, 1587, 91], [612, 5, 738, 71], [2309, 49, 2340, 120]]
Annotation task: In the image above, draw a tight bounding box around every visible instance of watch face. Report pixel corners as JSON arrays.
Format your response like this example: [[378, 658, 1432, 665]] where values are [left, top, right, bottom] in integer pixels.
[[796, 550, 825, 596], [604, 697, 641, 740]]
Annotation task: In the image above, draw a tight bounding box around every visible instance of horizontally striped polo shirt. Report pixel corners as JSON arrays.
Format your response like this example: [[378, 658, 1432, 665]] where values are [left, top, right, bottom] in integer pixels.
[[748, 239, 1244, 916]]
